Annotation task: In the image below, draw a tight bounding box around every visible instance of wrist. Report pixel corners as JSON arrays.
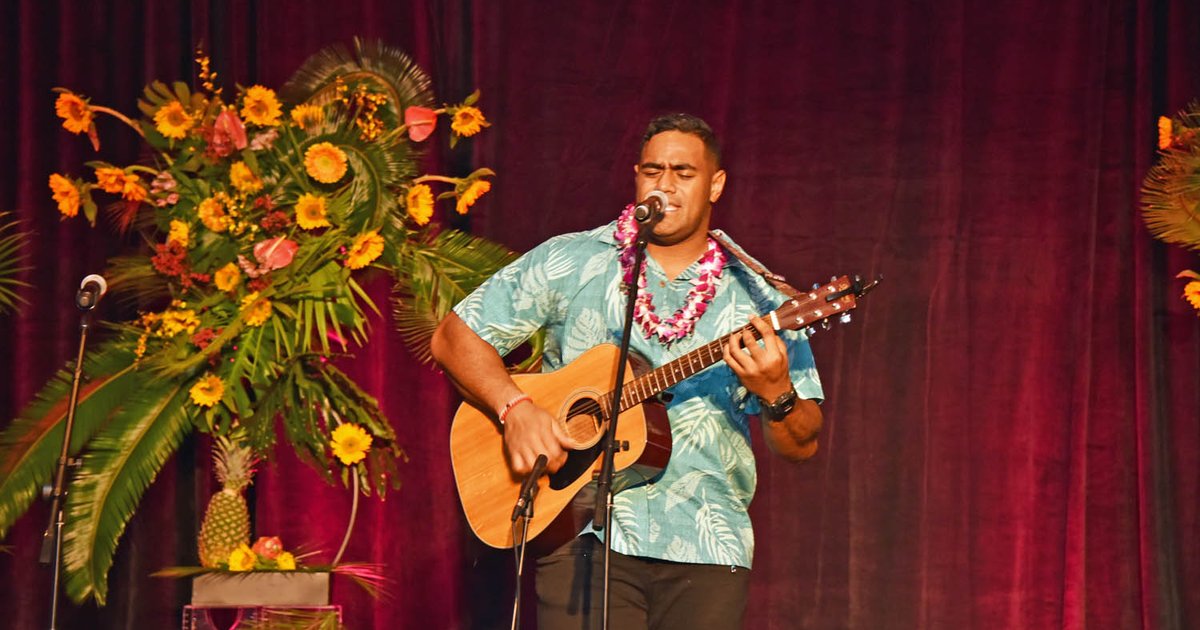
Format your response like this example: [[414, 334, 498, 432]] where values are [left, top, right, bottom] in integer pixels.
[[759, 385, 798, 421], [497, 393, 532, 425]]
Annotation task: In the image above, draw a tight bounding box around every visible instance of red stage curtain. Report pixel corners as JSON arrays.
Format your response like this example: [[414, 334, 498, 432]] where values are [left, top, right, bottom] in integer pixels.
[[1, 1, 1197, 628]]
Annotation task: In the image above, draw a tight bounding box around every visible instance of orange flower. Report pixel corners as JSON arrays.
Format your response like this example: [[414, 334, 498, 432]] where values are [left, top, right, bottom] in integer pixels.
[[154, 101, 194, 139], [345, 231, 384, 270], [54, 91, 92, 134], [290, 104, 323, 130], [294, 193, 331, 230], [48, 174, 80, 218], [95, 167, 126, 194], [121, 173, 147, 202], [167, 220, 189, 247], [1184, 281, 1200, 311], [229, 161, 263, 194], [1158, 116, 1173, 150], [240, 85, 282, 126], [405, 184, 434, 225], [456, 179, 491, 215], [450, 106, 489, 137], [197, 197, 231, 233], [304, 142, 348, 183], [240, 292, 273, 326], [214, 262, 241, 292]]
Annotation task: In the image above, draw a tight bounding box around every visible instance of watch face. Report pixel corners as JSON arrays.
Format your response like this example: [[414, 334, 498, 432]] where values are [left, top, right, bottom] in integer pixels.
[[767, 388, 797, 417]]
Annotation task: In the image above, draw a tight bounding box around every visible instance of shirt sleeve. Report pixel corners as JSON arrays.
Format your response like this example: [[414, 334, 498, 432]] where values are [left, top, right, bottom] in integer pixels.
[[452, 237, 565, 358]]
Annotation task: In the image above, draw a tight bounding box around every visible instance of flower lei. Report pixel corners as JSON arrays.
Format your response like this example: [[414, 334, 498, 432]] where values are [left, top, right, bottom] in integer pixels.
[[614, 204, 726, 344]]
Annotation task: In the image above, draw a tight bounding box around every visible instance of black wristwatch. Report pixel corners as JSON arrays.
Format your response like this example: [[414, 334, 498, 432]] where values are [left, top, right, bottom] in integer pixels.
[[760, 386, 798, 421]]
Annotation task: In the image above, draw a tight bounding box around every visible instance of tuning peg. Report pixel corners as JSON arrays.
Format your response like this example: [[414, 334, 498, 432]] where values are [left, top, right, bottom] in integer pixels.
[[830, 276, 837, 282], [804, 326, 816, 336], [839, 313, 852, 324], [812, 283, 820, 290], [820, 319, 831, 330]]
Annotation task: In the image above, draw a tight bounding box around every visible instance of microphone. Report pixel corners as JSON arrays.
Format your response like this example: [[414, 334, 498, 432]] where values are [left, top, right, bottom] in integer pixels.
[[511, 454, 549, 522], [76, 274, 107, 310], [633, 190, 669, 225]]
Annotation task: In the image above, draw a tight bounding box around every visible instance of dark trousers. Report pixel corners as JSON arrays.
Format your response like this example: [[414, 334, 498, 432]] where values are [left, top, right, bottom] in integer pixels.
[[535, 534, 750, 630]]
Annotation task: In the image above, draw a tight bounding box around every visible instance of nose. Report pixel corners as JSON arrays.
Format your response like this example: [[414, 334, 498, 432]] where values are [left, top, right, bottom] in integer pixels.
[[656, 171, 677, 194]]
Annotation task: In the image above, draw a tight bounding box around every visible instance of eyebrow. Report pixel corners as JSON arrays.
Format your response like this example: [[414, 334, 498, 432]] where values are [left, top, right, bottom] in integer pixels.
[[638, 161, 698, 172]]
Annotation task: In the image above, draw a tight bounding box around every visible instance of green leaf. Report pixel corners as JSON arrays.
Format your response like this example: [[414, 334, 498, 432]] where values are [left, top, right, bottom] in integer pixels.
[[61, 379, 192, 604], [0, 211, 32, 316]]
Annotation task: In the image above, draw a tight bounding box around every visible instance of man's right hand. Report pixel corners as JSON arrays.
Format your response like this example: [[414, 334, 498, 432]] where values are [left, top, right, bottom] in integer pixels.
[[502, 401, 571, 474]]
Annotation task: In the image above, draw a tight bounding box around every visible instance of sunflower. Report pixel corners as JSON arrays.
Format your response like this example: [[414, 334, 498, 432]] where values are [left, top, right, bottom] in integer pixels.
[[167, 220, 189, 247], [214, 262, 241, 292], [197, 197, 231, 233], [304, 142, 348, 183], [229, 161, 263, 194], [153, 101, 194, 140], [345, 231, 384, 270], [189, 373, 225, 407], [405, 184, 434, 225], [1185, 281, 1200, 311], [48, 174, 80, 218], [54, 91, 92, 134], [456, 179, 491, 215], [94, 167, 126, 194], [276, 552, 296, 571], [240, 292, 273, 326], [330, 423, 373, 465], [227, 544, 256, 572], [450, 106, 489, 137], [290, 104, 323, 130], [294, 193, 331, 230], [240, 85, 282, 126]]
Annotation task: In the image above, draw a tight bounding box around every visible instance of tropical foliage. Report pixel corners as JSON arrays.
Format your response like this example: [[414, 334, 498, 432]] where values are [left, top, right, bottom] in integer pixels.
[[1144, 106, 1200, 313], [0, 39, 520, 604], [0, 211, 30, 315]]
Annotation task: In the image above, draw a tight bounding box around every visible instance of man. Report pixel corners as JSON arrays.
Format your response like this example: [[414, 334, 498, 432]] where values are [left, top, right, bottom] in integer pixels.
[[430, 113, 823, 629]]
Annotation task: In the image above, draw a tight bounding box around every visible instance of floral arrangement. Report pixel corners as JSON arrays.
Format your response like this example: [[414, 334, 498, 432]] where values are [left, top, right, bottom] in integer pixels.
[[1144, 106, 1200, 313], [0, 211, 29, 316], [0, 39, 520, 604]]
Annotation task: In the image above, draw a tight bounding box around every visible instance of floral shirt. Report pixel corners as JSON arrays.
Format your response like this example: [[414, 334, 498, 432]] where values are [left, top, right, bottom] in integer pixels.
[[453, 221, 823, 568]]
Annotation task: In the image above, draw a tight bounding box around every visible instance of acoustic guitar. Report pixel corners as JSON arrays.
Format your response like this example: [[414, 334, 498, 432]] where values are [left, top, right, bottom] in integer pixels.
[[450, 275, 877, 549]]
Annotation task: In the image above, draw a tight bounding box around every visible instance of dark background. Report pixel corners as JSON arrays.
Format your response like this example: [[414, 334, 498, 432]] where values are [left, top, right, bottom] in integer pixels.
[[1, 1, 1198, 628]]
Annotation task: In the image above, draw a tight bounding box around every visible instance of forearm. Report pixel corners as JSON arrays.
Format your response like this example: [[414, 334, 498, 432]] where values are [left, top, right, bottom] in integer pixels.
[[761, 398, 822, 461], [430, 312, 525, 418]]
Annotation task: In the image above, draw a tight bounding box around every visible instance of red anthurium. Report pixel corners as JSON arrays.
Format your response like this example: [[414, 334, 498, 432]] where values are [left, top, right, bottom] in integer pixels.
[[253, 236, 298, 271], [405, 106, 437, 142]]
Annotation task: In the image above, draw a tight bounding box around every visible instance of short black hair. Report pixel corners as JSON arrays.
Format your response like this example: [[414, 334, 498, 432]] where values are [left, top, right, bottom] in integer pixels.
[[641, 113, 722, 166]]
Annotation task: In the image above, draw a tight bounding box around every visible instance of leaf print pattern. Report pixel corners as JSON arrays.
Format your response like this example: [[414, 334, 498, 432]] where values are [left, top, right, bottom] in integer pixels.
[[564, 308, 607, 359], [695, 489, 742, 566], [664, 470, 709, 513], [611, 494, 642, 553], [670, 398, 721, 455]]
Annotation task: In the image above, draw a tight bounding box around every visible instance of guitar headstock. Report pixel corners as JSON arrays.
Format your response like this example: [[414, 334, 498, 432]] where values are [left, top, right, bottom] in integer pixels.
[[770, 275, 880, 333]]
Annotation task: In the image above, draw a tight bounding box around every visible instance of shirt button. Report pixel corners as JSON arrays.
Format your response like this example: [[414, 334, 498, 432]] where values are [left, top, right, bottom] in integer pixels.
[[659, 281, 666, 288]]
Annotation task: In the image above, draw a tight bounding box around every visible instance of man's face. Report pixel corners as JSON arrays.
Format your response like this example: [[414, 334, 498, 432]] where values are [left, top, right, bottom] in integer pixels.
[[634, 130, 726, 247]]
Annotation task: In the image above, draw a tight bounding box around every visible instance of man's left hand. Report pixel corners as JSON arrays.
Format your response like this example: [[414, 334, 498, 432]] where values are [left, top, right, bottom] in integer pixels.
[[722, 315, 792, 401]]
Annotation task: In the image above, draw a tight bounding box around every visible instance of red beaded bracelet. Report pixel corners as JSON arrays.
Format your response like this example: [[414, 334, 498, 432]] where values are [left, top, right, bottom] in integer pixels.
[[497, 393, 532, 425]]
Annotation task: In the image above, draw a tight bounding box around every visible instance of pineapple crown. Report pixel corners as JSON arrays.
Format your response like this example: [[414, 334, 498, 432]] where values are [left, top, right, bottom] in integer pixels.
[[212, 435, 259, 492]]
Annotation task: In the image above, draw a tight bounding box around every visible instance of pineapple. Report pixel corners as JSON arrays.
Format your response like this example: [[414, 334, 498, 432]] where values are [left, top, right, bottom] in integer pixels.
[[198, 436, 257, 568]]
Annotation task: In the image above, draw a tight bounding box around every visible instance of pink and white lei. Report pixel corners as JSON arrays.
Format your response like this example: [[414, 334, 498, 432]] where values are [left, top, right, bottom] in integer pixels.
[[614, 204, 726, 344]]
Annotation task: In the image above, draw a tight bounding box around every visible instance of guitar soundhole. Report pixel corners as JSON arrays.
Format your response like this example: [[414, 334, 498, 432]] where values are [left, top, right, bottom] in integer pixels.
[[548, 396, 607, 491]]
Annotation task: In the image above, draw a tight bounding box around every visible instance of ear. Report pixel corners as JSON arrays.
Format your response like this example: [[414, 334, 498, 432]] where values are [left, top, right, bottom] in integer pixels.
[[709, 169, 727, 204]]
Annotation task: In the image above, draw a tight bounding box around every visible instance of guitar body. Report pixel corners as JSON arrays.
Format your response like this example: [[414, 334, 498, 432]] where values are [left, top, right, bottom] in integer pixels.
[[449, 343, 673, 550]]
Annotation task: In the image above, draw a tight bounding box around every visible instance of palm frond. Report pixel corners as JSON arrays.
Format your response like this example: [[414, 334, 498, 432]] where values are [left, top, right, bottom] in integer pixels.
[[61, 379, 192, 604], [391, 229, 521, 364], [0, 211, 32, 315], [0, 344, 143, 539], [1143, 102, 1200, 250], [280, 38, 434, 116], [105, 254, 170, 307]]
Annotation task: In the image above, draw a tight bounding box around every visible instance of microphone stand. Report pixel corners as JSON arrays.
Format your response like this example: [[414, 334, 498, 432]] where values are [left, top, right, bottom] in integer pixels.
[[39, 301, 97, 630], [592, 217, 656, 630]]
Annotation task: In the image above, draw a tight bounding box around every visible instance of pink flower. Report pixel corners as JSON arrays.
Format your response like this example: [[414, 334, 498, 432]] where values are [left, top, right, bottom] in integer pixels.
[[405, 106, 437, 142], [253, 236, 298, 271], [251, 536, 283, 560], [208, 109, 248, 157]]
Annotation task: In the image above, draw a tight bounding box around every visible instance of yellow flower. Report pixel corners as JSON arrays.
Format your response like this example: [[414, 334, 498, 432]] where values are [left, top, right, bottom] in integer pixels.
[[214, 262, 241, 292], [304, 142, 348, 183], [229, 161, 263, 195], [1184, 281, 1200, 311], [345, 231, 384, 270], [240, 292, 273, 326], [227, 544, 256, 571], [405, 184, 434, 225], [456, 179, 491, 215], [159, 306, 200, 337], [290, 104, 323, 130], [48, 174, 80, 218], [1158, 116, 1173, 150], [153, 101, 194, 139], [54, 91, 92, 134], [189, 373, 225, 408], [197, 197, 231, 233], [95, 167, 126, 194], [121, 173, 147, 202], [240, 85, 282, 126], [450, 106, 489, 137], [330, 423, 373, 465], [167, 220, 189, 247], [295, 193, 331, 230], [276, 551, 296, 571]]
